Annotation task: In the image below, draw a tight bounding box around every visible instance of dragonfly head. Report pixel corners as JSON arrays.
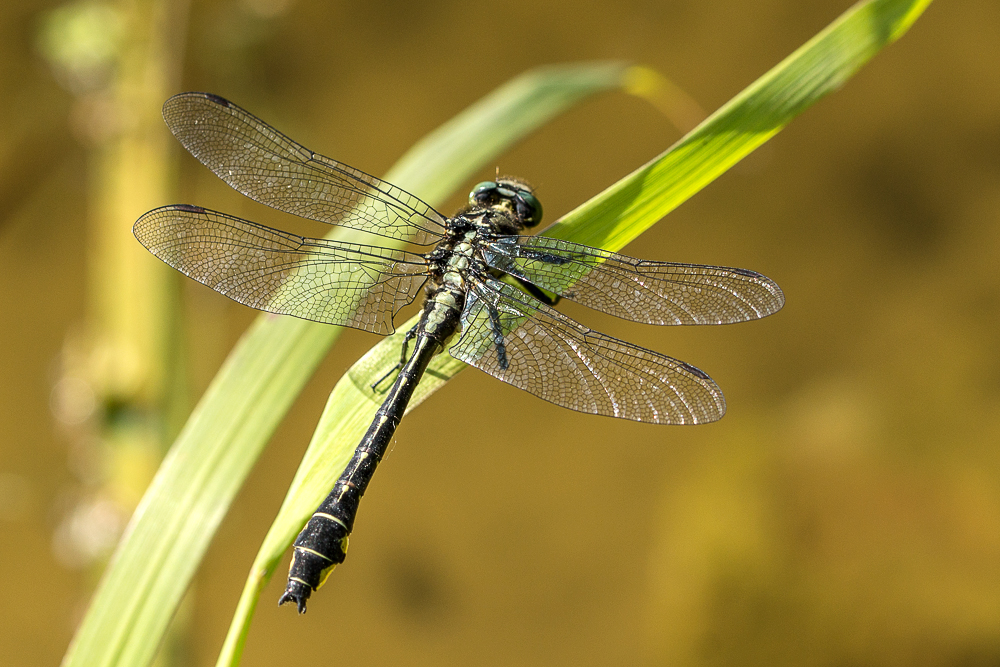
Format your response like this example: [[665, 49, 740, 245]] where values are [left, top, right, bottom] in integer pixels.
[[469, 178, 543, 230]]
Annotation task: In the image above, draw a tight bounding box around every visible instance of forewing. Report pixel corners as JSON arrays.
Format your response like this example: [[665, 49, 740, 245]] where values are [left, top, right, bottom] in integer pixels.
[[483, 235, 784, 325], [449, 279, 726, 424], [133, 205, 428, 334], [162, 92, 448, 245]]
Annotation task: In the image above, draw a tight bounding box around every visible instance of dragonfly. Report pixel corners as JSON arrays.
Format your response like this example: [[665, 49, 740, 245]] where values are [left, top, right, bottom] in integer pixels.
[[133, 92, 784, 613]]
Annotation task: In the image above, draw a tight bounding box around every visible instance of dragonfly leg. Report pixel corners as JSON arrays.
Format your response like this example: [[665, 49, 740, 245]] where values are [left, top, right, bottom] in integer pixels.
[[371, 325, 418, 391], [512, 275, 561, 307], [519, 248, 573, 266], [485, 302, 509, 370]]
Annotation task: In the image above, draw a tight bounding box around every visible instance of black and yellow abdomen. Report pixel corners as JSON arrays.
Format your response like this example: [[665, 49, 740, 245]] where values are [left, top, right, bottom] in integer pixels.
[[279, 281, 466, 613]]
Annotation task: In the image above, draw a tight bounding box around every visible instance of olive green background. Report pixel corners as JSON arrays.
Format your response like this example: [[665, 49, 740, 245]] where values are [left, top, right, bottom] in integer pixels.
[[2, 0, 997, 665]]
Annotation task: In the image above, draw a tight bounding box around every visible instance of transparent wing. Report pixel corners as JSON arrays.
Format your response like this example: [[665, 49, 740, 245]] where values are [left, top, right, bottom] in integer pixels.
[[162, 92, 449, 245], [482, 235, 784, 324], [449, 278, 726, 424], [133, 205, 429, 334]]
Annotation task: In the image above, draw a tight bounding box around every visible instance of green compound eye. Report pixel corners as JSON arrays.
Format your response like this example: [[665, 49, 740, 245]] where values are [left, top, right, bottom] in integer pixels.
[[516, 190, 543, 227], [470, 181, 498, 205]]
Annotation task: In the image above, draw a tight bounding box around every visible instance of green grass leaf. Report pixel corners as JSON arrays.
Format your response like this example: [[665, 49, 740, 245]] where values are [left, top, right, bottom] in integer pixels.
[[61, 61, 636, 667], [233, 0, 930, 662]]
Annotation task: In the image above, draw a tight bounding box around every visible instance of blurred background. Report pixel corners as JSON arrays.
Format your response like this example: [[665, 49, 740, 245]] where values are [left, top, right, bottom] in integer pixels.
[[2, 0, 998, 665]]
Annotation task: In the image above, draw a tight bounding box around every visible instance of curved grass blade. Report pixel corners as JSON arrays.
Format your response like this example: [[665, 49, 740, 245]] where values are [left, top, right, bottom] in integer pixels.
[[234, 1, 931, 663], [62, 61, 636, 667], [547, 0, 934, 250]]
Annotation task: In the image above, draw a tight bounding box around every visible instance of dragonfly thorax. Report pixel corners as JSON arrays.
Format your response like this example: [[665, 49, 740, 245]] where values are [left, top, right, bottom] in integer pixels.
[[426, 227, 479, 289]]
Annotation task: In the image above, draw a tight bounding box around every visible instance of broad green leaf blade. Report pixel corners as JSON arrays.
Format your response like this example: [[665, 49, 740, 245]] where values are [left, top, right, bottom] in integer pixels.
[[243, 0, 930, 657], [63, 61, 636, 667], [546, 0, 935, 251]]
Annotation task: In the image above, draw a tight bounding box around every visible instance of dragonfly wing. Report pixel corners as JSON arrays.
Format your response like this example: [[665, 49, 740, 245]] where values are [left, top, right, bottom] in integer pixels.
[[483, 235, 784, 325], [449, 278, 725, 424], [134, 205, 429, 335], [161, 92, 448, 245]]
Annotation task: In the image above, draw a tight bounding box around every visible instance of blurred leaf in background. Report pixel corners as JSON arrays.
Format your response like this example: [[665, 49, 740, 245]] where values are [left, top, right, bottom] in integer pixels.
[[36, 0, 193, 663]]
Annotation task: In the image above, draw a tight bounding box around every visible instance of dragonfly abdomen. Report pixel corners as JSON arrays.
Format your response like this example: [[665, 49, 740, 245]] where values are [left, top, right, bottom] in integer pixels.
[[279, 287, 464, 613]]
